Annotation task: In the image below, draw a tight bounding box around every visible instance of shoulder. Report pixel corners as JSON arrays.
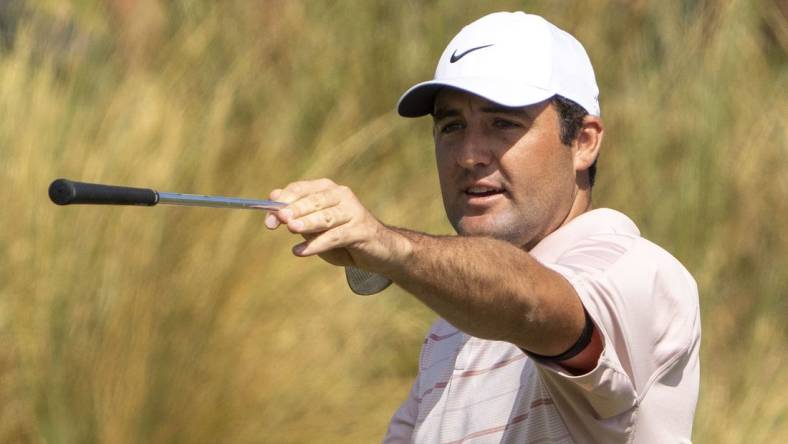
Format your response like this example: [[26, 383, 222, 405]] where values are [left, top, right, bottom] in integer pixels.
[[563, 233, 699, 309], [542, 212, 701, 387], [556, 229, 699, 336], [547, 209, 697, 296]]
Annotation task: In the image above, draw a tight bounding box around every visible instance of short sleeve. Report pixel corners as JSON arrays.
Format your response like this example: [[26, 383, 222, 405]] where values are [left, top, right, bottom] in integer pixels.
[[382, 379, 419, 443], [534, 234, 700, 419]]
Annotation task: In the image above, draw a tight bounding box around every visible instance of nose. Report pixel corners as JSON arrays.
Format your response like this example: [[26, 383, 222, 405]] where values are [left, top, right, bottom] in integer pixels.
[[455, 126, 493, 170]]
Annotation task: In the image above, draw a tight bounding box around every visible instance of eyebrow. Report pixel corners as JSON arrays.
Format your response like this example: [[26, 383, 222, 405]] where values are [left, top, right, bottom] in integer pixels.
[[432, 108, 460, 121]]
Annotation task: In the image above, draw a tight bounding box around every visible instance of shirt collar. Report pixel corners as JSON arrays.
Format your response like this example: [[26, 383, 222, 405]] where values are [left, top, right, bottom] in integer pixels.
[[529, 208, 640, 263]]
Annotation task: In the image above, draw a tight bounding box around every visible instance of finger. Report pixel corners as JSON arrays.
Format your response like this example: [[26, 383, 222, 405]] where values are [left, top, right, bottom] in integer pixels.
[[265, 212, 280, 230], [292, 226, 354, 257], [276, 178, 336, 204], [291, 232, 319, 256], [281, 187, 345, 222], [265, 189, 285, 227], [292, 238, 353, 266], [287, 206, 350, 234]]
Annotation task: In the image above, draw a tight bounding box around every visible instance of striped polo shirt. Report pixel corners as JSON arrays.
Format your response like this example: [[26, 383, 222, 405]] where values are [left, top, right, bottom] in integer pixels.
[[383, 208, 700, 444]]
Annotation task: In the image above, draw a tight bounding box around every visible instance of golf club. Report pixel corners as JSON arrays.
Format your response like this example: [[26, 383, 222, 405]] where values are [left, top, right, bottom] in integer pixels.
[[48, 178, 392, 295]]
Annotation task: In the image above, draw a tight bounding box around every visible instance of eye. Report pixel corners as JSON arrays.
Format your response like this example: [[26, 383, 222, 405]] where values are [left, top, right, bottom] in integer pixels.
[[437, 120, 464, 134], [492, 118, 519, 129]]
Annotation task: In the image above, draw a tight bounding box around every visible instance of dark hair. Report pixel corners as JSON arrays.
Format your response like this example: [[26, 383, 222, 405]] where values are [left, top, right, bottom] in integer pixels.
[[550, 95, 597, 187]]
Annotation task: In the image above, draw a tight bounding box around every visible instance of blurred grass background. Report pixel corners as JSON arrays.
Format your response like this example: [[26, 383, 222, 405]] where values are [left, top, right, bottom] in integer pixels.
[[0, 0, 785, 442]]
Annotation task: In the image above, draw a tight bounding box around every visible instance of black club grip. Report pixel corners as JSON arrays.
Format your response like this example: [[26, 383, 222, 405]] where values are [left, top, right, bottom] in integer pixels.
[[49, 179, 159, 206]]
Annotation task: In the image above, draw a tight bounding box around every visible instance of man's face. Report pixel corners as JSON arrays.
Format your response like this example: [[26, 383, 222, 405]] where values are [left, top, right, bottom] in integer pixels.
[[433, 89, 577, 249]]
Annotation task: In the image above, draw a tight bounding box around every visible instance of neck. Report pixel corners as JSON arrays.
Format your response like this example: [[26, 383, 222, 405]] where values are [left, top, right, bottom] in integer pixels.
[[561, 171, 594, 228], [561, 187, 593, 228], [523, 184, 592, 252]]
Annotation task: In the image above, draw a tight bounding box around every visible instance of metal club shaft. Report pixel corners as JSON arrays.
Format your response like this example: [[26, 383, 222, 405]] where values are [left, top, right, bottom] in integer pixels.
[[157, 192, 286, 211], [48, 178, 391, 295]]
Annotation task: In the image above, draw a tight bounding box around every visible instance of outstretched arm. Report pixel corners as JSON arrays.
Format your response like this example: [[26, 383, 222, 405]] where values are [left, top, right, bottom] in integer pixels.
[[266, 179, 601, 372]]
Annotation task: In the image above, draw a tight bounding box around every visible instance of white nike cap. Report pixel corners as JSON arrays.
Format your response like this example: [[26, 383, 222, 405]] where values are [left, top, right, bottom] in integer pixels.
[[397, 11, 600, 117]]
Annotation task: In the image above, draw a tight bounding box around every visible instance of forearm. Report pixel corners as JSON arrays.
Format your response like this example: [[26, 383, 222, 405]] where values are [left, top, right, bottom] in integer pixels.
[[265, 179, 587, 357], [383, 227, 586, 356]]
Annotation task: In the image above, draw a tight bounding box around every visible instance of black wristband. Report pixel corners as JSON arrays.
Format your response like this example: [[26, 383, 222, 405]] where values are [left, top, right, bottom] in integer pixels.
[[526, 308, 595, 363]]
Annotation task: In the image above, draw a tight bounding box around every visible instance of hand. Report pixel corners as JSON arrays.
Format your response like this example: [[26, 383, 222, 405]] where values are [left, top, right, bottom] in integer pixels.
[[265, 179, 408, 273]]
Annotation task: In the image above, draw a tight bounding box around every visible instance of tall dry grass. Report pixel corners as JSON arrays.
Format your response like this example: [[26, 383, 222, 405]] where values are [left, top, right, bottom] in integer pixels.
[[0, 0, 785, 442]]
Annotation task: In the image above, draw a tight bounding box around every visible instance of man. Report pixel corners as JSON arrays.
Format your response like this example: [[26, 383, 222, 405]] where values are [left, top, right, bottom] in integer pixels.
[[265, 11, 700, 444]]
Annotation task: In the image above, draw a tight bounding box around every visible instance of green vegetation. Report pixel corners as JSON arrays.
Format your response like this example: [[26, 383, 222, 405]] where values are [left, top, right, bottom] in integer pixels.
[[1, 0, 785, 442]]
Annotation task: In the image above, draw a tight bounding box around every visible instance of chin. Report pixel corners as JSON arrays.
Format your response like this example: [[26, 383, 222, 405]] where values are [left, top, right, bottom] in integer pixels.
[[455, 215, 531, 246]]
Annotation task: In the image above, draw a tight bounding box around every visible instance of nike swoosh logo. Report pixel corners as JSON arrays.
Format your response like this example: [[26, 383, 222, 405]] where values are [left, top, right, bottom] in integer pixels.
[[450, 44, 494, 63]]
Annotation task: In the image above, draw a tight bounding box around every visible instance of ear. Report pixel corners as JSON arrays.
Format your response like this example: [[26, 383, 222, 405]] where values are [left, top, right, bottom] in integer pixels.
[[572, 116, 603, 173]]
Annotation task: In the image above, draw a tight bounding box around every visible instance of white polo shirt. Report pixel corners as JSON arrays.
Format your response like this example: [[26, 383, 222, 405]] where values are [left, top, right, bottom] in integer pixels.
[[383, 208, 701, 444]]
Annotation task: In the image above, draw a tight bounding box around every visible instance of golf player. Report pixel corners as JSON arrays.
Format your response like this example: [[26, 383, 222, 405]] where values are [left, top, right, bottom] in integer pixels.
[[266, 11, 700, 444]]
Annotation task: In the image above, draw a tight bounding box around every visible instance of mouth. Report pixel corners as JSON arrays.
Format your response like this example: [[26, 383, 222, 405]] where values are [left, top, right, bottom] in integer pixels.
[[464, 185, 505, 197]]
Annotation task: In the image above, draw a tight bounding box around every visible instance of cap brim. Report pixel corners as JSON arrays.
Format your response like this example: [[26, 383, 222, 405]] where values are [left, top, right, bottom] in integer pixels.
[[397, 78, 554, 118]]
